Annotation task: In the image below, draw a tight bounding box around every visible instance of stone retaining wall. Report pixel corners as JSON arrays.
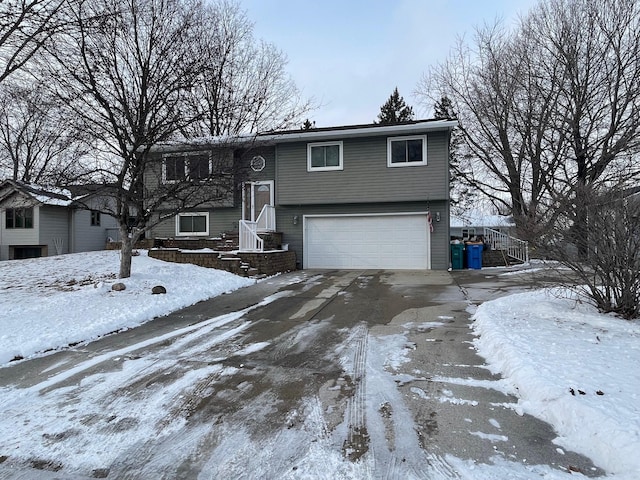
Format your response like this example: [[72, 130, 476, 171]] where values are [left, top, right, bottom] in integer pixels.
[[148, 248, 296, 277]]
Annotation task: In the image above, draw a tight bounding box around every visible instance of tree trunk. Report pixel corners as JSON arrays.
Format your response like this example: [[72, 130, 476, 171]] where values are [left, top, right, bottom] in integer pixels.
[[119, 225, 133, 279]]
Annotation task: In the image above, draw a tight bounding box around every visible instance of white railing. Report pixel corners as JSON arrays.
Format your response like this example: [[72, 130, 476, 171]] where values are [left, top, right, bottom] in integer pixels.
[[239, 220, 264, 252], [484, 227, 529, 263], [256, 204, 276, 232]]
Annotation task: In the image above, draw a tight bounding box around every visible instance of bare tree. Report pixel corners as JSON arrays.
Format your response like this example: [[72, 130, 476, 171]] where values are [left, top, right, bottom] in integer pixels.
[[419, 0, 640, 245], [44, 0, 220, 278], [183, 0, 311, 137], [419, 23, 561, 243], [0, 0, 66, 83], [0, 77, 89, 184], [543, 185, 640, 319], [528, 0, 640, 250]]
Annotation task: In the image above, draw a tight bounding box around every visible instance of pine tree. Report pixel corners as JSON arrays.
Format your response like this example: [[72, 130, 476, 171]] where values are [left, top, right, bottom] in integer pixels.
[[301, 118, 314, 130], [434, 96, 474, 213], [376, 87, 414, 124]]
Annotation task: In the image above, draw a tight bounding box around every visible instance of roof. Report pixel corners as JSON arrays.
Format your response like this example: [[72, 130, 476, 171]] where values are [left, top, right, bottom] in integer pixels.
[[0, 180, 73, 207], [149, 118, 458, 152], [257, 118, 458, 143]]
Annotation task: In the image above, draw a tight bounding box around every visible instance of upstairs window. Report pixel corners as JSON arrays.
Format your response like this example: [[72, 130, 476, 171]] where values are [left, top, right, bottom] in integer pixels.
[[187, 154, 211, 180], [90, 210, 101, 226], [307, 141, 343, 171], [387, 135, 427, 167], [163, 156, 186, 182], [163, 152, 211, 182], [6, 207, 34, 229]]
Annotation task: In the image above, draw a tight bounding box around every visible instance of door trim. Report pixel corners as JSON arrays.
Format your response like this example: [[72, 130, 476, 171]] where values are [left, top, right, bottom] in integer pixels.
[[242, 181, 274, 222]]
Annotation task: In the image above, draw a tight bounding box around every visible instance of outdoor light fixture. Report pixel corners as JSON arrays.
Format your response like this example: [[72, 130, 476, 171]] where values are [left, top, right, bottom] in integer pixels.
[[436, 212, 441, 222], [293, 215, 298, 225]]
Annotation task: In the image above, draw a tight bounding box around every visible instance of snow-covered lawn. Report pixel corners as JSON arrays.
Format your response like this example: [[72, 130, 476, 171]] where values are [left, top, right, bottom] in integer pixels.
[[0, 250, 254, 365], [472, 288, 640, 479]]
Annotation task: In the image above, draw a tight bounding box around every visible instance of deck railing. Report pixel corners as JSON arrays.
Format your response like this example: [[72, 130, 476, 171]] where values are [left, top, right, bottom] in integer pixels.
[[484, 227, 529, 263], [256, 204, 276, 232]]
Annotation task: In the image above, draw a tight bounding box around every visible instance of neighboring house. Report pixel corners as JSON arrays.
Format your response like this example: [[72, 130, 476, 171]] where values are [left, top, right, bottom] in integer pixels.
[[0, 180, 118, 260], [450, 210, 516, 240], [147, 119, 457, 270]]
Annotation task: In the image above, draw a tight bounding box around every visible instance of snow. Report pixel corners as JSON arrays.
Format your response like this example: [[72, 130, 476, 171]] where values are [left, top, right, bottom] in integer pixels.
[[473, 288, 640, 478], [1, 252, 639, 478], [0, 250, 254, 365]]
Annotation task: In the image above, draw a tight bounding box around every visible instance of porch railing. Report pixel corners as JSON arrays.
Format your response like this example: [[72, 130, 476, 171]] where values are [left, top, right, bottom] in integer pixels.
[[256, 204, 276, 232], [239, 220, 264, 252], [484, 227, 529, 263]]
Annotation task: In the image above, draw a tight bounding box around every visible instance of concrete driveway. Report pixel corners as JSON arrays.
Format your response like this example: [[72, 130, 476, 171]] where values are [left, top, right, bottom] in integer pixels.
[[0, 268, 601, 479]]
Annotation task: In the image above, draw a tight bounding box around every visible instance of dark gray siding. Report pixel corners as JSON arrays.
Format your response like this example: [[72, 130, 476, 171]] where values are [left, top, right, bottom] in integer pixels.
[[276, 131, 449, 206], [146, 146, 277, 239], [39, 206, 70, 255], [151, 207, 242, 239], [276, 200, 450, 270]]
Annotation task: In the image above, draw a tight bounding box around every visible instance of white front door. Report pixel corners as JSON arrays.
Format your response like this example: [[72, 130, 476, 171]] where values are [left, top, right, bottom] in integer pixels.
[[242, 181, 274, 221]]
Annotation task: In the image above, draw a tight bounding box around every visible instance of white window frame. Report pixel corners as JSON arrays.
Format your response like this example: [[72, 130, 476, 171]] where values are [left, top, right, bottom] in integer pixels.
[[162, 152, 212, 183], [387, 135, 427, 167], [176, 212, 209, 236], [307, 141, 344, 172]]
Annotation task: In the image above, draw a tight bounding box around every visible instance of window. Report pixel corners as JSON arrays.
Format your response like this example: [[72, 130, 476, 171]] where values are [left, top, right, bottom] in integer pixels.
[[6, 207, 34, 229], [307, 141, 343, 171], [90, 210, 101, 226], [163, 156, 186, 182], [462, 228, 476, 238], [387, 135, 427, 167], [163, 152, 211, 182], [176, 212, 209, 236], [187, 155, 210, 180]]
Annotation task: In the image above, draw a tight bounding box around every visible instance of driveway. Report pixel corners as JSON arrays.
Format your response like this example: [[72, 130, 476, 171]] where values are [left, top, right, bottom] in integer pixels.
[[0, 268, 601, 479]]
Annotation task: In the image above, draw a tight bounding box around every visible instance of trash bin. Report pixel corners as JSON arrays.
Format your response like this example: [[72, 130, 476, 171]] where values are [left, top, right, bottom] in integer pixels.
[[466, 243, 483, 269], [450, 243, 464, 270]]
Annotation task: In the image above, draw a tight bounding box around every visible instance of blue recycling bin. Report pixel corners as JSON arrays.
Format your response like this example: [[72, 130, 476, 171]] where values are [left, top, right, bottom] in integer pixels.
[[466, 243, 483, 269]]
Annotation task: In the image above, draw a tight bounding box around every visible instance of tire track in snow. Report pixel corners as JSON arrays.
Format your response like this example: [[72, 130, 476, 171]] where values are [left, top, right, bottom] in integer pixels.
[[342, 323, 370, 462]]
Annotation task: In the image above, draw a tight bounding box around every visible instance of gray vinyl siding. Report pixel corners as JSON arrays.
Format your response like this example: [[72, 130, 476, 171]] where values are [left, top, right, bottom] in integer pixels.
[[0, 205, 40, 260], [276, 131, 450, 206], [38, 206, 70, 255], [246, 147, 276, 182], [151, 207, 241, 239], [71, 209, 119, 252], [276, 200, 450, 270]]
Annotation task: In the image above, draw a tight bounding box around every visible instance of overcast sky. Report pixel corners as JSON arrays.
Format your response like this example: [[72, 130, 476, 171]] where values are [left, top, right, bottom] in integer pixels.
[[242, 0, 539, 128]]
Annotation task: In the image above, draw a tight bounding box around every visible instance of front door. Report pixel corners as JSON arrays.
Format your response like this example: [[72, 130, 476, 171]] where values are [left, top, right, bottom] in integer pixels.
[[242, 181, 274, 222]]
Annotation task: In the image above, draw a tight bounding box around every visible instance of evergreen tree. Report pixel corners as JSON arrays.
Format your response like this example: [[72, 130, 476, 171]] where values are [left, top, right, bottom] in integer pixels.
[[434, 96, 474, 213], [376, 87, 414, 124], [301, 118, 314, 130]]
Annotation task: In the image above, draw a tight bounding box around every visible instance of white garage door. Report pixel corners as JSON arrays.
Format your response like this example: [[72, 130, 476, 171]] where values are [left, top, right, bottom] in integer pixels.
[[304, 214, 430, 269]]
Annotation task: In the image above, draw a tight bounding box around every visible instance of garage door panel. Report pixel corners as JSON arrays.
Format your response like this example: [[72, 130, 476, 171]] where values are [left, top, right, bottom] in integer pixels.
[[305, 215, 429, 269]]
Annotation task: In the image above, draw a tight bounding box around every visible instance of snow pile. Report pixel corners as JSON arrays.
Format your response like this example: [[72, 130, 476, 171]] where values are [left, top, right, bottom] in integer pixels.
[[0, 250, 255, 365], [472, 289, 640, 477]]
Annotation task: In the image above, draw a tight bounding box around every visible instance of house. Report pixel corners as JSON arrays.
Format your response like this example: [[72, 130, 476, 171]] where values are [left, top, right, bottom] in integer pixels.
[[450, 210, 516, 240], [147, 119, 457, 270], [0, 180, 119, 260]]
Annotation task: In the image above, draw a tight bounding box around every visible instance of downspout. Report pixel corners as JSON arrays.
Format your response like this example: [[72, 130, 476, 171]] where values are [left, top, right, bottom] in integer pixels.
[[69, 207, 75, 254]]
